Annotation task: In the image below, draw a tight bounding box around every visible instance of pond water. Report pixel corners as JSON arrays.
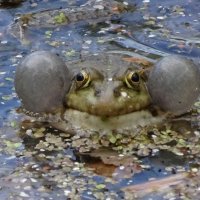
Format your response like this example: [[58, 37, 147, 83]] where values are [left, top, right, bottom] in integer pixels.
[[0, 0, 200, 199]]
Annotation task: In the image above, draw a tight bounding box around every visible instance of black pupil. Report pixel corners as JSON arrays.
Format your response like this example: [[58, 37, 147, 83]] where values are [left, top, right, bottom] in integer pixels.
[[131, 73, 139, 82], [76, 73, 84, 81]]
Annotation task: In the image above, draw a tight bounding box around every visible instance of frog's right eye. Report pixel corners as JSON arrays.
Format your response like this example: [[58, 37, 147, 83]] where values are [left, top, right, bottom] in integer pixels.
[[75, 70, 91, 88]]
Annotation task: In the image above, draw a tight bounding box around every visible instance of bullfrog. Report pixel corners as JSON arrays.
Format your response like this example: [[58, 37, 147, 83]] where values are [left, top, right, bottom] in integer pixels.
[[15, 51, 200, 137]]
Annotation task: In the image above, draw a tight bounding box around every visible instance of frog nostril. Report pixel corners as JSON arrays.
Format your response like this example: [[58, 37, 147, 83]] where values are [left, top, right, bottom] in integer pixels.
[[94, 89, 101, 97], [113, 88, 120, 97]]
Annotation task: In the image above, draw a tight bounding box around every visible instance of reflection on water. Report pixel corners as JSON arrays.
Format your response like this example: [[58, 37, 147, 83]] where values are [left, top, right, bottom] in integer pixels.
[[0, 0, 200, 199]]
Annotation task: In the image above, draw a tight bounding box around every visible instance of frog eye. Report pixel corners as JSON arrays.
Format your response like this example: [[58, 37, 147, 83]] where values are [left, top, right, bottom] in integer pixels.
[[75, 70, 90, 88], [125, 71, 140, 89]]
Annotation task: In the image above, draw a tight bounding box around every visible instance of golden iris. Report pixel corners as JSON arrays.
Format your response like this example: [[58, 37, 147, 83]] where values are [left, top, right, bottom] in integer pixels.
[[125, 71, 140, 89], [75, 70, 91, 89]]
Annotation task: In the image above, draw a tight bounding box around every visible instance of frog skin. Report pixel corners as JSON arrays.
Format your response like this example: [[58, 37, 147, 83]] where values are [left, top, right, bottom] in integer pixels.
[[15, 51, 200, 137], [50, 53, 164, 136]]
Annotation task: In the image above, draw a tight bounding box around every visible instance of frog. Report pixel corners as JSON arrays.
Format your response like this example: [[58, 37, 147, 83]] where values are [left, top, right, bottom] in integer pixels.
[[15, 51, 200, 137], [52, 53, 164, 136]]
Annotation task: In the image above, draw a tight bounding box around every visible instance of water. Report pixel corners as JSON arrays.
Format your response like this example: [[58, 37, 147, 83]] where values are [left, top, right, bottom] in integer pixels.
[[0, 0, 200, 199]]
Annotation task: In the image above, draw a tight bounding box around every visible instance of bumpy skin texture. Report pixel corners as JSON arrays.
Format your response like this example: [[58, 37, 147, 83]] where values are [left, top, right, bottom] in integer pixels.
[[15, 51, 71, 113], [15, 51, 200, 128], [66, 54, 151, 117], [147, 55, 200, 115]]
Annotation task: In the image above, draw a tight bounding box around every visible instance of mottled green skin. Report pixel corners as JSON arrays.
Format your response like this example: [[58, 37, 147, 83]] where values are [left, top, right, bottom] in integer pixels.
[[66, 53, 151, 117], [51, 53, 164, 135]]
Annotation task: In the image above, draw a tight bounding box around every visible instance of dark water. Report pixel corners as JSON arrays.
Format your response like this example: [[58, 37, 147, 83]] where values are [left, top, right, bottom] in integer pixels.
[[0, 0, 200, 199]]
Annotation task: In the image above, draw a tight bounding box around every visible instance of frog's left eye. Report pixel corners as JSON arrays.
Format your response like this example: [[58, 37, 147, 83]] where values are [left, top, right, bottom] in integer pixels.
[[125, 71, 140, 89], [75, 70, 91, 88]]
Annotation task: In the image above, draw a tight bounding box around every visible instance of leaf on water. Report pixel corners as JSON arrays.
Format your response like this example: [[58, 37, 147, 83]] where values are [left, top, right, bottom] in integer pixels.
[[10, 121, 17, 128], [123, 57, 152, 66], [54, 12, 68, 24], [5, 77, 14, 82], [65, 50, 76, 57], [113, 163, 141, 180], [48, 41, 62, 47], [45, 30, 52, 39], [2, 95, 13, 101], [145, 20, 156, 26], [96, 184, 106, 190], [108, 133, 117, 144], [85, 162, 116, 177], [5, 141, 22, 149]]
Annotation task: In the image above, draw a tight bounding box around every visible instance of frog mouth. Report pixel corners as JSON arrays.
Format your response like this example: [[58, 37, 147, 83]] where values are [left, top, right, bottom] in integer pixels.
[[66, 99, 152, 117], [67, 105, 136, 117]]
